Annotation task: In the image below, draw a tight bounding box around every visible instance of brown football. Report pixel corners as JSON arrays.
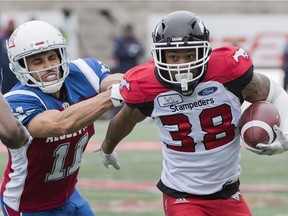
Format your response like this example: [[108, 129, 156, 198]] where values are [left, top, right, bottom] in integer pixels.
[[239, 101, 280, 148]]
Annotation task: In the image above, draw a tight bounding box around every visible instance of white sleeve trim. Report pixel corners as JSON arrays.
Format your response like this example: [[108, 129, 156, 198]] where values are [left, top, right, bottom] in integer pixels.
[[4, 90, 47, 110], [71, 58, 100, 92]]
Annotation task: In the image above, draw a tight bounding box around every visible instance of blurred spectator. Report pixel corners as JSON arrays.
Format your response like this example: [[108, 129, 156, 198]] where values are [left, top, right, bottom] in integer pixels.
[[101, 23, 144, 120], [282, 41, 288, 92], [111, 23, 144, 73], [0, 19, 18, 94]]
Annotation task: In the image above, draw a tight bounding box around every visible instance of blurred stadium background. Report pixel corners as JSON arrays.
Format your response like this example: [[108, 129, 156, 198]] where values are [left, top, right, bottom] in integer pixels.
[[1, 1, 288, 70], [0, 1, 288, 215]]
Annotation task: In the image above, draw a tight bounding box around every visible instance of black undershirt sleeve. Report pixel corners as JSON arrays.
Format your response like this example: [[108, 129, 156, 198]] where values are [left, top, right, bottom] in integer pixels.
[[223, 65, 254, 104]]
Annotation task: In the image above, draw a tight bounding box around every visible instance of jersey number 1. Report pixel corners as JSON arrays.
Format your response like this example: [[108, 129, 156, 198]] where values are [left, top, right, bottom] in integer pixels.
[[45, 133, 88, 181]]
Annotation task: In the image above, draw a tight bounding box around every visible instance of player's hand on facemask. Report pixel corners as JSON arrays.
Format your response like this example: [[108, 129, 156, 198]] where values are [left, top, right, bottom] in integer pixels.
[[246, 125, 288, 156], [110, 84, 124, 107], [96, 147, 120, 170]]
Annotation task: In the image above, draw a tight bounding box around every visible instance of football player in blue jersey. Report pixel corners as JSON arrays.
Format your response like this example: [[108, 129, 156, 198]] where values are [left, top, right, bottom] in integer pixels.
[[0, 20, 123, 215]]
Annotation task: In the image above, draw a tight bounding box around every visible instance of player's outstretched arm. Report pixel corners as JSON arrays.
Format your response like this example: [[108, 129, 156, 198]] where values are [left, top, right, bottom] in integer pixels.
[[27, 86, 124, 138], [100, 105, 146, 169], [100, 73, 123, 92]]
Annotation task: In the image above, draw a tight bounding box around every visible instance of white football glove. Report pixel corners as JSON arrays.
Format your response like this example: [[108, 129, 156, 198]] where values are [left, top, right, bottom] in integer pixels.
[[246, 125, 288, 156], [96, 147, 120, 170], [110, 84, 124, 107]]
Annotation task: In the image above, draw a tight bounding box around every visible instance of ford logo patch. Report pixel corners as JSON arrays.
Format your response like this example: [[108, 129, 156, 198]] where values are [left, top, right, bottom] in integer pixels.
[[197, 87, 218, 96]]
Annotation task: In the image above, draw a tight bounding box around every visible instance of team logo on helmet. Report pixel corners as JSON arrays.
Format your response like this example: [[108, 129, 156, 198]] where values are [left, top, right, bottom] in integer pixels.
[[7, 29, 18, 48]]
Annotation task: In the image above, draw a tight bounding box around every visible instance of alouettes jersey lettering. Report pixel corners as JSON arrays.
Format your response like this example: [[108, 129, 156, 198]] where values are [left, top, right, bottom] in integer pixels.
[[120, 46, 253, 195], [1, 58, 110, 211]]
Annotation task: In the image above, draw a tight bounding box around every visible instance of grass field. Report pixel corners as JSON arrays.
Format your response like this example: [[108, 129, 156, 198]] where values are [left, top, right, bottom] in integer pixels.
[[79, 120, 288, 216], [0, 120, 288, 216]]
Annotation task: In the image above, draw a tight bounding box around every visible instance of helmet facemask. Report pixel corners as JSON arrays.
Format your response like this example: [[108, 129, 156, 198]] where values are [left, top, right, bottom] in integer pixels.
[[151, 41, 211, 96], [10, 47, 69, 94]]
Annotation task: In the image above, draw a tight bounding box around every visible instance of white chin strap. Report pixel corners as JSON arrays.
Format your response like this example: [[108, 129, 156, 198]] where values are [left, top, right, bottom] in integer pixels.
[[39, 82, 64, 94], [175, 73, 193, 91]]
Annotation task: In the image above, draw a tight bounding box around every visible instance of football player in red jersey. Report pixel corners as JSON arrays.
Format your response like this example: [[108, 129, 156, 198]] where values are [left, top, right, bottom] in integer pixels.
[[100, 11, 288, 216], [0, 92, 31, 149], [0, 20, 123, 216]]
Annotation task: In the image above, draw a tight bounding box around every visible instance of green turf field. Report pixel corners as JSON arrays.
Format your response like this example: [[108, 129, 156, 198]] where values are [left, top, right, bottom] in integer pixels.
[[0, 120, 287, 216], [78, 120, 288, 216]]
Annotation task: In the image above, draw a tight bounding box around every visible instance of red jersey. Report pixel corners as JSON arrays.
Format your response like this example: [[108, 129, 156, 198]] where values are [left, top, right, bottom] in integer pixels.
[[120, 46, 253, 196]]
